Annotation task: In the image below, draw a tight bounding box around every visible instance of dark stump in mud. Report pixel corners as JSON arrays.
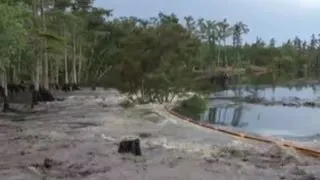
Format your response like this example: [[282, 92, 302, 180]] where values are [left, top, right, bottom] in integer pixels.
[[71, 83, 80, 91], [32, 157, 62, 170], [29, 84, 34, 92], [91, 85, 96, 91], [2, 94, 9, 112], [19, 81, 25, 92], [43, 157, 58, 169], [30, 87, 55, 108], [61, 83, 71, 92], [31, 90, 40, 108], [39, 87, 55, 102], [7, 83, 21, 94], [49, 83, 60, 90], [0, 86, 9, 112], [54, 83, 60, 90], [118, 138, 142, 156]]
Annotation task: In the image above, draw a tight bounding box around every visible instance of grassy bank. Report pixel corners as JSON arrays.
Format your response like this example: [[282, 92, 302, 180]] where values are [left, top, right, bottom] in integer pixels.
[[172, 95, 208, 121]]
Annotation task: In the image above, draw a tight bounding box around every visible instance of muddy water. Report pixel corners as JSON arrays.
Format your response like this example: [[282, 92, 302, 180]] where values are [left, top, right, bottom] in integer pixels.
[[204, 85, 320, 143]]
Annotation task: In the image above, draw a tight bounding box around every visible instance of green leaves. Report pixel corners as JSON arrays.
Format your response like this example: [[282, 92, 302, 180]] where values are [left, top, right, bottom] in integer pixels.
[[0, 0, 319, 98], [101, 14, 201, 102], [0, 2, 28, 68]]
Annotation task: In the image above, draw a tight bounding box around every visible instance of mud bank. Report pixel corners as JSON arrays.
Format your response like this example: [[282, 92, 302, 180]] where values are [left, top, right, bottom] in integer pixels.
[[0, 89, 320, 180]]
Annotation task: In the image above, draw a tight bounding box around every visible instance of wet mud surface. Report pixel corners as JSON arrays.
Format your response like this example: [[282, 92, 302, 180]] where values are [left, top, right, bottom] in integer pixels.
[[0, 89, 320, 180]]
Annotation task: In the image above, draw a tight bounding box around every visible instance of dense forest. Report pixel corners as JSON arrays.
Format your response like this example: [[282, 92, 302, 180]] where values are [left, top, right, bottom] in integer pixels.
[[1, 0, 320, 110]]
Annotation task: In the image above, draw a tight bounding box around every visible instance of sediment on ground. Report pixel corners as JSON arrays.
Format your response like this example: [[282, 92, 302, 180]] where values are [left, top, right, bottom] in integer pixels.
[[0, 88, 319, 180]]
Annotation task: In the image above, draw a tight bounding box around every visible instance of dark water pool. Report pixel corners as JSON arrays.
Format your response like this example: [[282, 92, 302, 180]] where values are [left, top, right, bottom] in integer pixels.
[[204, 85, 320, 143]]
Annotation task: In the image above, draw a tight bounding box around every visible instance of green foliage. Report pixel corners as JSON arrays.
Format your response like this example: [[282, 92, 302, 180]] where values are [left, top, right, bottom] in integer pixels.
[[173, 95, 207, 121], [0, 2, 28, 69], [2, 0, 320, 105], [102, 15, 202, 103]]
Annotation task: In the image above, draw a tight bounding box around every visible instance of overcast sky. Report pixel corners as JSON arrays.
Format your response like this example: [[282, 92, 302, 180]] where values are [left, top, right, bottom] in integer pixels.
[[94, 0, 320, 44]]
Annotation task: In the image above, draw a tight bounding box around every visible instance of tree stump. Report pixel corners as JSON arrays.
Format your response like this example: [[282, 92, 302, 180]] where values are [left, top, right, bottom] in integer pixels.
[[39, 88, 55, 102], [54, 83, 60, 90], [19, 81, 25, 92], [71, 83, 80, 91], [7, 83, 20, 94], [2, 94, 9, 112], [118, 137, 142, 156], [61, 83, 71, 92]]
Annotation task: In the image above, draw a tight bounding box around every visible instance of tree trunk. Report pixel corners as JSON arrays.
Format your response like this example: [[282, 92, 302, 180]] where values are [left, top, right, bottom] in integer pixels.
[[18, 54, 21, 82], [72, 26, 77, 85], [41, 0, 49, 90], [55, 62, 59, 84], [84, 48, 94, 83], [35, 57, 41, 90], [31, 57, 41, 108], [64, 48, 69, 84], [1, 71, 9, 112], [223, 39, 228, 66], [217, 41, 221, 67], [50, 61, 55, 85], [78, 45, 82, 83], [12, 67, 17, 83], [43, 40, 49, 89]]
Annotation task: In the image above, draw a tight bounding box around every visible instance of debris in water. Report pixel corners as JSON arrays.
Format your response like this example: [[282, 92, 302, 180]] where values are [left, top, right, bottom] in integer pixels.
[[118, 137, 142, 156], [138, 132, 152, 138], [43, 158, 54, 169]]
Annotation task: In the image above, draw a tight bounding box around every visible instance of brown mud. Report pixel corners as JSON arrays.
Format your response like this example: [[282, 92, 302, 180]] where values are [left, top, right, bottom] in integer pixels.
[[0, 88, 319, 180]]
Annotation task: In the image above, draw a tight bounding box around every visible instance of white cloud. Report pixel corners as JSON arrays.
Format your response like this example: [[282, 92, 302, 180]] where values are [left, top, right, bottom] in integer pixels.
[[282, 0, 320, 9], [243, 0, 320, 10], [240, 0, 320, 16]]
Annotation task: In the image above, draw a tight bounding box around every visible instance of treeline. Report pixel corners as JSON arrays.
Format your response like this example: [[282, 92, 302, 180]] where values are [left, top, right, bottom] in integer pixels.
[[1, 0, 320, 111]]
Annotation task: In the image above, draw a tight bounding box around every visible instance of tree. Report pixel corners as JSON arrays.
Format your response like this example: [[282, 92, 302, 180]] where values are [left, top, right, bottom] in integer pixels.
[[0, 2, 28, 111], [2, 0, 320, 110], [217, 18, 232, 66]]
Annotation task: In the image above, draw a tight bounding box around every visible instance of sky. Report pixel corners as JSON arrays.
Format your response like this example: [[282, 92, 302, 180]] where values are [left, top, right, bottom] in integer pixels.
[[94, 0, 320, 44]]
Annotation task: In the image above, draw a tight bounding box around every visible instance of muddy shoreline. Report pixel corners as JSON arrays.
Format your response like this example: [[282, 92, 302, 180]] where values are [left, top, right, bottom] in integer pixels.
[[0, 89, 320, 179]]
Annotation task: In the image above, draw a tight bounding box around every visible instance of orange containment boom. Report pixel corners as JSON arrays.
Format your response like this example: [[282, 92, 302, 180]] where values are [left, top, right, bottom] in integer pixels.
[[164, 106, 320, 158]]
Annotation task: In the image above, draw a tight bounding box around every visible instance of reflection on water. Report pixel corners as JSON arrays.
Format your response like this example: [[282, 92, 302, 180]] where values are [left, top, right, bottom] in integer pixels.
[[202, 102, 320, 141], [205, 105, 247, 128], [205, 85, 320, 142], [216, 84, 320, 101]]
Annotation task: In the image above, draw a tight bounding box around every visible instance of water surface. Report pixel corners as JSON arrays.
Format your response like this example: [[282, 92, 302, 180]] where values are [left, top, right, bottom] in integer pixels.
[[204, 85, 320, 143], [215, 84, 320, 101]]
